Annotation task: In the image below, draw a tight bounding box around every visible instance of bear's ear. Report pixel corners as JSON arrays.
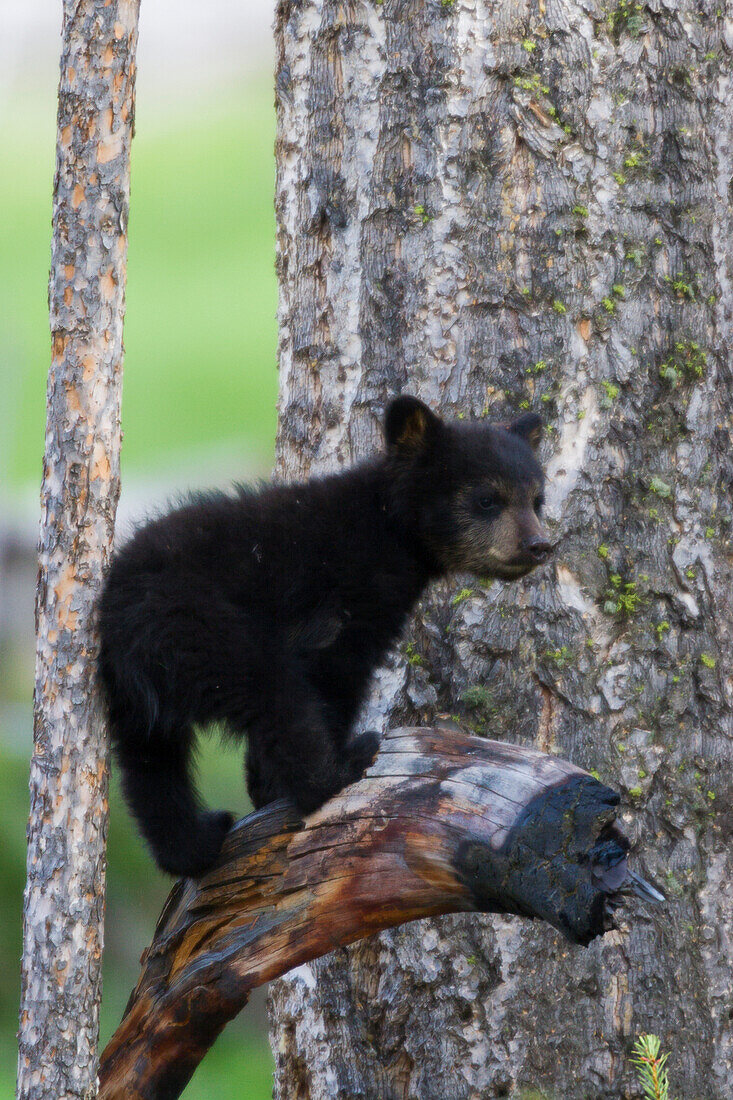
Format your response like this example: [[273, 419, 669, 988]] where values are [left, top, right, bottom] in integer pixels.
[[385, 396, 442, 454], [507, 412, 543, 452]]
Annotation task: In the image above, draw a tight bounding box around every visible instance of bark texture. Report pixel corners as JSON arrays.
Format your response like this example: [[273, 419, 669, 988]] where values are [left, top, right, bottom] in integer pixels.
[[271, 0, 733, 1096], [17, 2, 139, 1098], [99, 726, 649, 1100]]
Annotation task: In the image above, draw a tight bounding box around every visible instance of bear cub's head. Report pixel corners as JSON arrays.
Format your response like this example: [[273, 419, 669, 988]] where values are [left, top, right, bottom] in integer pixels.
[[385, 395, 552, 579]]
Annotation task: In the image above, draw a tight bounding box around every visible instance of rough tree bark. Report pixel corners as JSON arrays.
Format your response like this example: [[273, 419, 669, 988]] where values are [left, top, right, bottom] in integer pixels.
[[17, 2, 139, 1098], [270, 1, 733, 1097]]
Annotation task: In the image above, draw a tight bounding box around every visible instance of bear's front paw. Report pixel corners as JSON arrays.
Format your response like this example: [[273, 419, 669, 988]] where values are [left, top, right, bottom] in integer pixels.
[[345, 730, 381, 781]]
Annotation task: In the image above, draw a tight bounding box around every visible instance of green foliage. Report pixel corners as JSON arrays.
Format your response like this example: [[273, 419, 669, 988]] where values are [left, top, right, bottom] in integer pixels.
[[649, 477, 672, 499], [603, 574, 643, 618], [659, 340, 707, 386], [513, 72, 550, 95], [608, 0, 645, 39], [631, 1034, 672, 1100], [462, 685, 493, 712], [552, 299, 567, 315], [667, 273, 696, 299], [615, 583, 641, 615], [461, 685, 496, 732], [544, 645, 573, 669], [405, 641, 425, 667], [451, 587, 475, 607], [600, 380, 619, 408]]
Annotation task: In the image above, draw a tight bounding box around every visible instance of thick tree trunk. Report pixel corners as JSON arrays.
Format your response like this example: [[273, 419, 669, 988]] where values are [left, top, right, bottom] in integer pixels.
[[270, 1, 733, 1097], [17, 2, 139, 1098]]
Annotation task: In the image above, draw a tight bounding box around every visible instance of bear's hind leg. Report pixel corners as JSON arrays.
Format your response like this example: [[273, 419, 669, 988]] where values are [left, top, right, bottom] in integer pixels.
[[114, 728, 232, 877]]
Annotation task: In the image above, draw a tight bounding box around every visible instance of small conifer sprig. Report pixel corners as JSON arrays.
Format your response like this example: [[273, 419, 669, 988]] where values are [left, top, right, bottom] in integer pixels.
[[631, 1034, 672, 1100]]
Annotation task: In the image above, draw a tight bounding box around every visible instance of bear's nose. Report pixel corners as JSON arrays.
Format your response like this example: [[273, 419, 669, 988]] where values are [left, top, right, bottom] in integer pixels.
[[522, 535, 553, 563]]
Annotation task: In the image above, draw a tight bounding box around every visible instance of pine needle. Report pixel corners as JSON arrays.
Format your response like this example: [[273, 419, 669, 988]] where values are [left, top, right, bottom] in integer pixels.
[[631, 1034, 672, 1100]]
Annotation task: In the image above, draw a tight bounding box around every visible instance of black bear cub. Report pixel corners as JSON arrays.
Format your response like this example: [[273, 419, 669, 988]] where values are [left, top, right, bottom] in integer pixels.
[[98, 397, 552, 877]]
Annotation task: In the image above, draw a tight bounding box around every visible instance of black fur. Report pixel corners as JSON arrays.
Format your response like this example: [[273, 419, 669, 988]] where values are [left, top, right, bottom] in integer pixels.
[[98, 397, 550, 877]]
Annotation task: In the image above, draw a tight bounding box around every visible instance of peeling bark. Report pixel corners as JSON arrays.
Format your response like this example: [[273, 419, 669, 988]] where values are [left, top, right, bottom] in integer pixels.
[[270, 0, 733, 1096], [17, 3, 139, 1098]]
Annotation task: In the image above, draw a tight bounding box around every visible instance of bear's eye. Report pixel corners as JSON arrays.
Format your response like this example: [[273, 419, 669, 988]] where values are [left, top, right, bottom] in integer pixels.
[[534, 493, 545, 514], [476, 492, 502, 519]]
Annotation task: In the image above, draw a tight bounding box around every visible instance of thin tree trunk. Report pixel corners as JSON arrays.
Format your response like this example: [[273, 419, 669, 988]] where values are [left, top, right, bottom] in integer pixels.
[[270, 1, 733, 1097], [17, 2, 139, 1097]]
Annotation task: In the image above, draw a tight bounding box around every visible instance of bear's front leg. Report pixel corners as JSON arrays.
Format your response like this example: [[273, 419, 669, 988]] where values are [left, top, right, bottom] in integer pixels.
[[242, 677, 376, 814]]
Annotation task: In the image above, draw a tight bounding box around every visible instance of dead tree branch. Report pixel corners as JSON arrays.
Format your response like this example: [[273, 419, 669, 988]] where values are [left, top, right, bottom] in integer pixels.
[[99, 725, 660, 1100]]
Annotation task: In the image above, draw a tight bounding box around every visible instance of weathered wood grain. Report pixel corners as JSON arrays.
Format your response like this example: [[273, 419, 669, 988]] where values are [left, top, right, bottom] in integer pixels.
[[98, 726, 655, 1100]]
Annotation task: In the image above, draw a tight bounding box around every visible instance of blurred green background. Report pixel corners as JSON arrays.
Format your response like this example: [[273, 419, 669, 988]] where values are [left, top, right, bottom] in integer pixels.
[[1, 7, 280, 1093]]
